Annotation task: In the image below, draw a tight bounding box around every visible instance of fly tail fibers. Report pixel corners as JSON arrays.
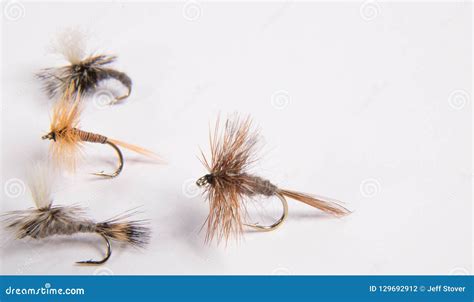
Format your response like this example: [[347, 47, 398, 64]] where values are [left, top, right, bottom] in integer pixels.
[[278, 189, 350, 217]]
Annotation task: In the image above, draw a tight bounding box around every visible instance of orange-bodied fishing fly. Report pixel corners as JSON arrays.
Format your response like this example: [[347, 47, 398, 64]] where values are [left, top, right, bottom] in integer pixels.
[[42, 86, 162, 178]]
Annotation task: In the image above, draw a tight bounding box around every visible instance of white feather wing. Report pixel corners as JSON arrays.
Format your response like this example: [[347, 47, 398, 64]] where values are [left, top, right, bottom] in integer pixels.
[[27, 161, 55, 209], [50, 28, 87, 64]]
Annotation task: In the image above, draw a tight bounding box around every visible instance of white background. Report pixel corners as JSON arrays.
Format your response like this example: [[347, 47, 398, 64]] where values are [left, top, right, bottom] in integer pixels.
[[0, 1, 471, 275]]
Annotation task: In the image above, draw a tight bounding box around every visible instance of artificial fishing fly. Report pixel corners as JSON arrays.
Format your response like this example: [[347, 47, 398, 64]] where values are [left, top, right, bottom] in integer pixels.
[[196, 115, 350, 243], [42, 86, 162, 178], [2, 162, 150, 265], [36, 29, 132, 104]]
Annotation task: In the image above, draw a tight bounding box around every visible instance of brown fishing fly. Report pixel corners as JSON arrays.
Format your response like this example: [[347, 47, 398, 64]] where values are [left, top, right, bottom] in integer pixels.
[[2, 162, 150, 265], [196, 115, 350, 243]]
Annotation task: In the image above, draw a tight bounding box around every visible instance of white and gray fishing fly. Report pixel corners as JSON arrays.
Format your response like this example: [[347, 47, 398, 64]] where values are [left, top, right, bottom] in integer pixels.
[[2, 162, 150, 265]]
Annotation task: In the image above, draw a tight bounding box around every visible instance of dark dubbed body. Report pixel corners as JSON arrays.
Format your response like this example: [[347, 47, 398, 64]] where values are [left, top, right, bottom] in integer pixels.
[[37, 55, 132, 102]]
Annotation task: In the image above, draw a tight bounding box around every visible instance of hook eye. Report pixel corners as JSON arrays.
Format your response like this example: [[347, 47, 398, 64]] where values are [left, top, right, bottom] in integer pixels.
[[196, 174, 213, 187], [196, 176, 207, 187], [42, 132, 55, 141]]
